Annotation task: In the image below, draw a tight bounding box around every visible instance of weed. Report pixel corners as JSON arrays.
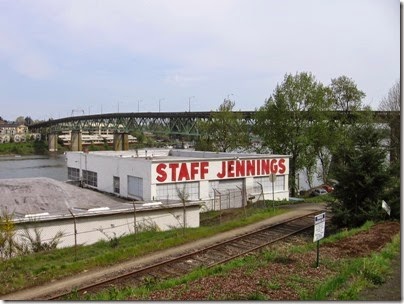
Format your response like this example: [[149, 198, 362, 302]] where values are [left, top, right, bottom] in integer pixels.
[[97, 228, 124, 248], [107, 286, 120, 300], [0, 209, 19, 259], [273, 255, 294, 264], [361, 260, 386, 285], [268, 281, 281, 290], [20, 227, 64, 253], [246, 291, 267, 300], [143, 275, 158, 289]]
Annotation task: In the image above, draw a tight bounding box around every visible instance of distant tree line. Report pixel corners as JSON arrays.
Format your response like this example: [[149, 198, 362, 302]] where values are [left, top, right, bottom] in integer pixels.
[[0, 116, 37, 125]]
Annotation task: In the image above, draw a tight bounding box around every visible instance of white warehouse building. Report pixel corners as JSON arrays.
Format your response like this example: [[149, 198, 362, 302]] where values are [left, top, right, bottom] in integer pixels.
[[66, 149, 290, 210]]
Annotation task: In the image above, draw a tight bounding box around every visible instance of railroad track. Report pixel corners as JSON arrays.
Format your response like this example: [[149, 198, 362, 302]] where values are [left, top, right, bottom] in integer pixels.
[[41, 210, 325, 300]]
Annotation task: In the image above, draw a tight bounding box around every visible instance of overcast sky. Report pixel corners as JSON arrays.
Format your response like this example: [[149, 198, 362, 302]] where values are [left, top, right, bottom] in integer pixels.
[[0, 0, 399, 121]]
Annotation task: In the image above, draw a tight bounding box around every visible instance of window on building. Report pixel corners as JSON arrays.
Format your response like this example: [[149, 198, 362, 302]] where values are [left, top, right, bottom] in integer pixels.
[[113, 176, 120, 194], [128, 175, 143, 199], [82, 170, 97, 187], [67, 167, 80, 181], [253, 175, 285, 193], [157, 182, 200, 201], [274, 175, 285, 191]]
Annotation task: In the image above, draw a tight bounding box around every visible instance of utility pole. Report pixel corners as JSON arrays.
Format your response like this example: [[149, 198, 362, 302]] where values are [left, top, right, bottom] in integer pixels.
[[188, 96, 195, 112], [159, 98, 164, 112]]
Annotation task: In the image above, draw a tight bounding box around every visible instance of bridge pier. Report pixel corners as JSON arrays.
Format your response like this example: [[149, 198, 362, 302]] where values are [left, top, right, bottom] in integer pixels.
[[48, 133, 58, 152], [113, 132, 129, 151], [70, 130, 82, 152]]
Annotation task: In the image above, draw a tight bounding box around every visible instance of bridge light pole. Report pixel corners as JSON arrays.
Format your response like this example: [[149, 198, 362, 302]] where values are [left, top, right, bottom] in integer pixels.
[[138, 100, 142, 113], [159, 98, 164, 112], [188, 96, 195, 112]]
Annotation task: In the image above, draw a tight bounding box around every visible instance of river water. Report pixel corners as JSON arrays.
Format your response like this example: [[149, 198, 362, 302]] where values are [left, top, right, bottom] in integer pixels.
[[0, 155, 67, 181]]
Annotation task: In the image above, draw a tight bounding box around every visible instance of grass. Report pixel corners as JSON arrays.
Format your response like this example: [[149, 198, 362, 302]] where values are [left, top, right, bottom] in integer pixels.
[[4, 195, 397, 301], [0, 141, 49, 155], [0, 204, 286, 295], [66, 220, 400, 301], [303, 193, 336, 204]]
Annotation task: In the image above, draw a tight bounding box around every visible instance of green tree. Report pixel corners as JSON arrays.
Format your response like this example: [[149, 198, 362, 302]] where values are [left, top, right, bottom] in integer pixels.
[[326, 76, 370, 181], [378, 80, 400, 163], [378, 80, 400, 111], [24, 116, 33, 125], [331, 123, 391, 228], [196, 99, 250, 152], [329, 75, 366, 113], [255, 72, 327, 196], [15, 116, 25, 125], [382, 160, 400, 220]]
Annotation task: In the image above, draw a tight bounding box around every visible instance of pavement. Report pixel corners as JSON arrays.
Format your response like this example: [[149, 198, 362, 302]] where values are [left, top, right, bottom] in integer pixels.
[[2, 202, 327, 300]]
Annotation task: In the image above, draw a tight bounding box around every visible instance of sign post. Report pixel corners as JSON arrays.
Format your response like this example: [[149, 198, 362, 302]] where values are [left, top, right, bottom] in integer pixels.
[[313, 212, 326, 267], [269, 174, 276, 211]]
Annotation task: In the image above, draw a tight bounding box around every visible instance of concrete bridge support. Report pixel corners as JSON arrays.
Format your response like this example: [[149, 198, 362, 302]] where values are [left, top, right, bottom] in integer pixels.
[[70, 130, 82, 152], [113, 132, 129, 151], [48, 133, 58, 152]]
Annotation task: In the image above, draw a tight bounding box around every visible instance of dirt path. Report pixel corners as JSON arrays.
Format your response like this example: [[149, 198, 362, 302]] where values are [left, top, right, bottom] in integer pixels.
[[2, 203, 326, 300]]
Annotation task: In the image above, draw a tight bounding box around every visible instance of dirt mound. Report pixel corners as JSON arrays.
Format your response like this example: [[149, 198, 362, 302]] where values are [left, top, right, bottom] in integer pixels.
[[323, 222, 400, 257]]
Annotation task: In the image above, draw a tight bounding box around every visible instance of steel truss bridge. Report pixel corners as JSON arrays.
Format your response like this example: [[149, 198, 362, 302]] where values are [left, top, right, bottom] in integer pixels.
[[28, 111, 399, 137], [29, 112, 253, 136]]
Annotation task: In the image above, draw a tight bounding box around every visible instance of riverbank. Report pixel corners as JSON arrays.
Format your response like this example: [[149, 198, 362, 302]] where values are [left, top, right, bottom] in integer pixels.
[[0, 141, 50, 156]]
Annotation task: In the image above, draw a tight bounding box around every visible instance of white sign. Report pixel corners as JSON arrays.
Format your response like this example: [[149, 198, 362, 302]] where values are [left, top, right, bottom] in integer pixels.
[[382, 200, 391, 216], [153, 158, 289, 183], [269, 173, 277, 183], [313, 212, 326, 242]]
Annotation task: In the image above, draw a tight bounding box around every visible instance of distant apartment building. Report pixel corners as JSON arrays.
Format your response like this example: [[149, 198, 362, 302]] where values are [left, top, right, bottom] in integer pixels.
[[0, 123, 40, 143], [0, 123, 28, 136]]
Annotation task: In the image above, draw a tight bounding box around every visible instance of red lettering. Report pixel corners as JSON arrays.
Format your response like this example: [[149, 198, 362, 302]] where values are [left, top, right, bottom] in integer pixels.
[[169, 163, 179, 181], [270, 159, 278, 174], [156, 163, 167, 182], [217, 161, 226, 178], [278, 158, 286, 174], [235, 160, 245, 177], [227, 160, 235, 177], [261, 159, 270, 175], [178, 163, 190, 181], [200, 161, 209, 179], [190, 162, 199, 180], [246, 160, 255, 176], [256, 159, 261, 175]]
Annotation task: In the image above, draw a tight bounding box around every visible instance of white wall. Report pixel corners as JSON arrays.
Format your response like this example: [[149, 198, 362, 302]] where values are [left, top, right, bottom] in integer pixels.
[[67, 152, 153, 200], [13, 205, 200, 249]]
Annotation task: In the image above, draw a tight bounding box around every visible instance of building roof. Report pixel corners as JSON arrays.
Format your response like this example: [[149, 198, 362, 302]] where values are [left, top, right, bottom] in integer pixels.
[[0, 177, 198, 222], [0, 123, 26, 128], [67, 149, 290, 162]]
